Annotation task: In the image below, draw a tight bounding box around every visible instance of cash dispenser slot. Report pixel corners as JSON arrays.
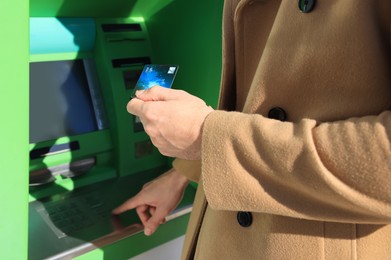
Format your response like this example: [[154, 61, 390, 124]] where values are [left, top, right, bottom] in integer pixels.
[[30, 141, 80, 160], [29, 157, 96, 186]]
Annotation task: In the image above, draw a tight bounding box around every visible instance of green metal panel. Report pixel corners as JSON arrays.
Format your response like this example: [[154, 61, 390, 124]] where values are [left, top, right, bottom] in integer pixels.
[[28, 50, 117, 199], [30, 0, 176, 19], [94, 17, 168, 177], [29, 130, 113, 170], [30, 0, 137, 18], [0, 0, 29, 259], [146, 0, 224, 108]]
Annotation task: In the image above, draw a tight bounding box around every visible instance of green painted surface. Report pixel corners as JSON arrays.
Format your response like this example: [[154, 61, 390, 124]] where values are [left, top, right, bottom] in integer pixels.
[[146, 0, 224, 108], [93, 17, 163, 177], [30, 0, 176, 19], [0, 0, 29, 259], [29, 130, 113, 170]]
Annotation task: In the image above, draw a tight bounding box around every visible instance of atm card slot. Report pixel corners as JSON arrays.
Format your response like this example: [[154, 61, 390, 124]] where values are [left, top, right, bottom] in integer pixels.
[[112, 57, 151, 68], [106, 37, 145, 43], [101, 23, 142, 33]]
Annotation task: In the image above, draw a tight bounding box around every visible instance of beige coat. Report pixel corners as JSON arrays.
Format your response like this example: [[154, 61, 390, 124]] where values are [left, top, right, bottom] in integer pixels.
[[173, 0, 391, 259]]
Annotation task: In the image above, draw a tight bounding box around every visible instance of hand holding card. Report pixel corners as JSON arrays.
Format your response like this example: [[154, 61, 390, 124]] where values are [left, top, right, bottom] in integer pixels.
[[131, 64, 179, 98], [127, 87, 214, 160]]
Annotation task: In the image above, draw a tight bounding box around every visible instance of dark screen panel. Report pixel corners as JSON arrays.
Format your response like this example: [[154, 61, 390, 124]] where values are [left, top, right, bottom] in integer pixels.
[[29, 60, 98, 143]]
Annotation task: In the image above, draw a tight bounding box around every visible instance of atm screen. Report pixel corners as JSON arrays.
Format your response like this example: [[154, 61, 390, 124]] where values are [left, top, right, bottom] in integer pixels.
[[29, 59, 104, 144]]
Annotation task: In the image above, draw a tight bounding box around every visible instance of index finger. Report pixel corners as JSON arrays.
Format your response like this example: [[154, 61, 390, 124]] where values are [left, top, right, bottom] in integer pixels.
[[112, 194, 142, 215], [126, 97, 145, 116]]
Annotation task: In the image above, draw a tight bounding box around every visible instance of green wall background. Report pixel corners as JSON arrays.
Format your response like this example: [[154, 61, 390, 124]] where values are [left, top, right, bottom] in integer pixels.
[[0, 0, 29, 259]]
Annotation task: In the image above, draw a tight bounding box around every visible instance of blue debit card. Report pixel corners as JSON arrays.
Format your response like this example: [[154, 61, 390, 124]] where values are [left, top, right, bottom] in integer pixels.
[[131, 64, 179, 98]]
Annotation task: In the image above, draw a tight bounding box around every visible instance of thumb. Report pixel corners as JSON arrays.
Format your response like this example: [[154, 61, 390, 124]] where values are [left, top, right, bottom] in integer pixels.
[[143, 208, 167, 236], [136, 86, 182, 102]]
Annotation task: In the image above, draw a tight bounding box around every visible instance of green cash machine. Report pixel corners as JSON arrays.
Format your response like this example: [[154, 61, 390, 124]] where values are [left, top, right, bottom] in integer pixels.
[[0, 0, 223, 259]]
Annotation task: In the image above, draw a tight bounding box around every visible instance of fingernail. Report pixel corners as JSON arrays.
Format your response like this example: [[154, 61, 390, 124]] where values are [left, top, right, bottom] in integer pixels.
[[136, 90, 145, 96], [144, 228, 152, 236]]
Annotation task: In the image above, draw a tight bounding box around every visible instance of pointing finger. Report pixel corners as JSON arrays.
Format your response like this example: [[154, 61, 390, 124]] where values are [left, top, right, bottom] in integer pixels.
[[112, 195, 142, 215]]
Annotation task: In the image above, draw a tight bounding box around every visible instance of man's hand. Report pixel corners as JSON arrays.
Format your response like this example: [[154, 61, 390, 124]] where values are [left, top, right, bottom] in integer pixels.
[[127, 86, 214, 160], [112, 168, 189, 236]]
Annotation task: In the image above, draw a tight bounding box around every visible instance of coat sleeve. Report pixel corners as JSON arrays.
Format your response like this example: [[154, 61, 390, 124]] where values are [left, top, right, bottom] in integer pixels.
[[201, 110, 391, 224], [172, 158, 201, 183]]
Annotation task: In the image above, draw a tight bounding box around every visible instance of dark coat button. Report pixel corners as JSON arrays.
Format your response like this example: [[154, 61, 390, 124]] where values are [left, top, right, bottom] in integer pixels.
[[268, 107, 287, 121], [298, 0, 316, 13], [237, 212, 253, 227]]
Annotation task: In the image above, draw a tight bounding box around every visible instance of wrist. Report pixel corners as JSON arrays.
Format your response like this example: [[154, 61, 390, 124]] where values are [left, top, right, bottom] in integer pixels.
[[169, 168, 189, 187]]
